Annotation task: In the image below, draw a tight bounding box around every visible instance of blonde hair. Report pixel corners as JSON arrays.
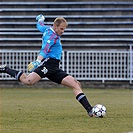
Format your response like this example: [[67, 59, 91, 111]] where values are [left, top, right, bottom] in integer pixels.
[[54, 17, 68, 27]]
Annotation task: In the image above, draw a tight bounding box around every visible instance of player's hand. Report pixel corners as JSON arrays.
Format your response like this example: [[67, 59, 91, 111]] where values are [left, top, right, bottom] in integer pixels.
[[28, 60, 41, 72], [36, 14, 45, 22]]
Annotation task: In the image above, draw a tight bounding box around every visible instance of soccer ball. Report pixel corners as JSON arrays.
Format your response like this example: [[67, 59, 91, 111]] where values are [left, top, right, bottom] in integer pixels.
[[92, 104, 106, 118]]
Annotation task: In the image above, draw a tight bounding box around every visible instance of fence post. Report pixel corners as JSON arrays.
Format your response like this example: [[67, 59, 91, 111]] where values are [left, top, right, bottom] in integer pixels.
[[130, 44, 133, 84]]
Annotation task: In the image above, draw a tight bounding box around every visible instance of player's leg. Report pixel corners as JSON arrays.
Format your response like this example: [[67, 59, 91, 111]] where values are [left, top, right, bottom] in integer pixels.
[[61, 75, 93, 117], [0, 64, 41, 85], [19, 72, 41, 85], [61, 75, 83, 96]]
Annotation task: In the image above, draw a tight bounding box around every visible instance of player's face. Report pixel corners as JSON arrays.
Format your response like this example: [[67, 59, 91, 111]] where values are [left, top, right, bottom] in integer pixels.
[[54, 23, 67, 36]]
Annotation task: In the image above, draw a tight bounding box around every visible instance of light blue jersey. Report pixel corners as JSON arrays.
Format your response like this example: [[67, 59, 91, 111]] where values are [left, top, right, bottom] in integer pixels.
[[36, 21, 62, 60]]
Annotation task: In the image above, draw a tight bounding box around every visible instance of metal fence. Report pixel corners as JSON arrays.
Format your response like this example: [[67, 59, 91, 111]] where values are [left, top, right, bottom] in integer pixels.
[[0, 48, 133, 83]]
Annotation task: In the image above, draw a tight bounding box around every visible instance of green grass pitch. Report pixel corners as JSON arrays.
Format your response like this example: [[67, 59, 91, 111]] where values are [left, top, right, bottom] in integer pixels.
[[0, 88, 132, 133]]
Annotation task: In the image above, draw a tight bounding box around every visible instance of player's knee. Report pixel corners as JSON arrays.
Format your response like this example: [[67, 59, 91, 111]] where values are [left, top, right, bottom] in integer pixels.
[[27, 79, 35, 85], [72, 79, 81, 89], [62, 75, 81, 90], [22, 78, 35, 85], [77, 81, 81, 88], [74, 79, 81, 86]]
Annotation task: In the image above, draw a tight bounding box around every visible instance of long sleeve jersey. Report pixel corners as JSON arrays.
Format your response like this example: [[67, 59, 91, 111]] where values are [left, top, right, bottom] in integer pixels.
[[36, 21, 62, 60]]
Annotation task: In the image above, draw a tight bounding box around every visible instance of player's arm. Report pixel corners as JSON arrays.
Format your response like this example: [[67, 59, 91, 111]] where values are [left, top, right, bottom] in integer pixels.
[[28, 35, 53, 73], [28, 40, 52, 72], [28, 14, 48, 72], [36, 14, 49, 33], [28, 55, 44, 73]]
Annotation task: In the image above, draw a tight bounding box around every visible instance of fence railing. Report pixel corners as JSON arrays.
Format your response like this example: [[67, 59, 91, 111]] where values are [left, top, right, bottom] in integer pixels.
[[67, 50, 131, 82], [0, 48, 133, 83]]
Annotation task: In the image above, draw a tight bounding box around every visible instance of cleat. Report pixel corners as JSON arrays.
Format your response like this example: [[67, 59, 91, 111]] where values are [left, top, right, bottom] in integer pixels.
[[88, 107, 94, 117], [0, 64, 7, 73], [88, 109, 94, 117]]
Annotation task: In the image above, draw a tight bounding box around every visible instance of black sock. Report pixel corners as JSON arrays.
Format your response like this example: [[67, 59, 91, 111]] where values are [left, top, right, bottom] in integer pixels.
[[5, 67, 23, 80], [76, 93, 92, 112]]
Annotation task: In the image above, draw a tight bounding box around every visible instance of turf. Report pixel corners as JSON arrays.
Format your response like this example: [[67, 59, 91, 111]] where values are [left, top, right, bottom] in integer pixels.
[[0, 88, 132, 133]]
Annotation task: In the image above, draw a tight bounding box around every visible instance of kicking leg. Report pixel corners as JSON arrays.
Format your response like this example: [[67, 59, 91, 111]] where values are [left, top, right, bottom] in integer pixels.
[[61, 75, 93, 117]]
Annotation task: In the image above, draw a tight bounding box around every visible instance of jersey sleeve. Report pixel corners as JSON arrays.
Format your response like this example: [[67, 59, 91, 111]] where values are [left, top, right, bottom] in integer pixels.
[[36, 21, 50, 33]]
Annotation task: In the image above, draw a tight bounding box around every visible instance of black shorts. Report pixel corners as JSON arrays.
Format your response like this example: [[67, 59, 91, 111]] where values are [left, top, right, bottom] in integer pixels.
[[34, 58, 69, 84]]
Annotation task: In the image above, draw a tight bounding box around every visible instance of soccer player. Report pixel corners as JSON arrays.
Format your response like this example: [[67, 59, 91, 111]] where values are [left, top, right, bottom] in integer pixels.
[[0, 14, 94, 117]]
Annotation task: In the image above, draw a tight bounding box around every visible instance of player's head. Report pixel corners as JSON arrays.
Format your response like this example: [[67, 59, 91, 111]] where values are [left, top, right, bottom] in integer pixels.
[[53, 17, 68, 36]]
